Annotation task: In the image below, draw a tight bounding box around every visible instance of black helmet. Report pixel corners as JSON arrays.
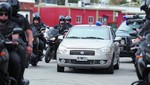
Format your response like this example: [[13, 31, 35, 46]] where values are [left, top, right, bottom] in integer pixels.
[[0, 2, 12, 17], [65, 16, 72, 22], [140, 0, 150, 19], [33, 12, 40, 22], [7, 0, 20, 14], [59, 15, 65, 21]]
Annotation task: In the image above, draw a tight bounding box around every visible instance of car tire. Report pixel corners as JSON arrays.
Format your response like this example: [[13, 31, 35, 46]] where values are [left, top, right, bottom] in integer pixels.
[[107, 57, 114, 74], [114, 61, 119, 70], [107, 63, 114, 74], [114, 58, 120, 70], [57, 64, 64, 72]]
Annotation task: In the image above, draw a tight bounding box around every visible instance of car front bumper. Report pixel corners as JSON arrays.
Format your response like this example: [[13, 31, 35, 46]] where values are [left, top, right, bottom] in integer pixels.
[[57, 53, 113, 69]]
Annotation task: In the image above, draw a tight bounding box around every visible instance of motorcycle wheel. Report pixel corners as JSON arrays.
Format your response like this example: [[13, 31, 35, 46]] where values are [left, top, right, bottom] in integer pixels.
[[31, 62, 38, 66], [147, 71, 150, 85], [45, 47, 53, 63], [30, 54, 38, 66], [25, 56, 30, 68]]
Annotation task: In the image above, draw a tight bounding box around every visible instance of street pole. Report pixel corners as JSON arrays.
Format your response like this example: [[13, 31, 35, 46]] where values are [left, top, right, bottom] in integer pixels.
[[38, 0, 42, 14]]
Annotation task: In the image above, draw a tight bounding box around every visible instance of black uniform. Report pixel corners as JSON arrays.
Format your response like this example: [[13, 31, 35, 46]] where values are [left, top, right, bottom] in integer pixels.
[[54, 24, 69, 35], [10, 13, 31, 83], [30, 22, 46, 60], [66, 23, 73, 29], [0, 20, 23, 83]]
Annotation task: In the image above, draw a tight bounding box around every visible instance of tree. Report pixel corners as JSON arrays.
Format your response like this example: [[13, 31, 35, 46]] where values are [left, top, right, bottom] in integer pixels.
[[91, 0, 99, 3], [58, 0, 65, 5], [68, 0, 80, 3]]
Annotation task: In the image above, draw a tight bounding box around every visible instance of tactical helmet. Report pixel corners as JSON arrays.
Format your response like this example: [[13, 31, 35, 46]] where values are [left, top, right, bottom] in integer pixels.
[[33, 12, 40, 22], [59, 15, 65, 21], [7, 0, 20, 14], [0, 2, 12, 17], [140, 0, 150, 19], [65, 16, 72, 22]]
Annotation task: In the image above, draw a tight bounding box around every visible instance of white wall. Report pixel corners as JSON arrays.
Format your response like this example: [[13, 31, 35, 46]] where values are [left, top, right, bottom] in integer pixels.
[[18, 0, 35, 3], [18, 11, 30, 23]]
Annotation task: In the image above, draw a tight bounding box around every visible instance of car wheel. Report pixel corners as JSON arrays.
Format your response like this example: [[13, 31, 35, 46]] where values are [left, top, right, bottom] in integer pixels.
[[114, 58, 120, 70], [107, 57, 114, 74], [107, 63, 114, 74], [114, 61, 119, 70], [57, 64, 64, 72]]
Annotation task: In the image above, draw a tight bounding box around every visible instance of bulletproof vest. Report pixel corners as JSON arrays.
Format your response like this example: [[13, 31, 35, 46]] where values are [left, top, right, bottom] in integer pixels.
[[32, 23, 45, 32], [11, 14, 25, 30], [0, 21, 15, 40], [11, 14, 27, 42], [54, 24, 68, 34], [66, 23, 72, 28]]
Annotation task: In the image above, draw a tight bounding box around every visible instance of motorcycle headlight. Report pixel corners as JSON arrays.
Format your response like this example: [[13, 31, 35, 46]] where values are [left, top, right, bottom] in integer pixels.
[[97, 47, 111, 54], [57, 45, 67, 54], [50, 37, 56, 41], [120, 39, 125, 45]]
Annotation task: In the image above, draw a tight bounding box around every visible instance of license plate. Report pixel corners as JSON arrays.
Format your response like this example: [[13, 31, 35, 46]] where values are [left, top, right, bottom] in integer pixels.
[[77, 57, 87, 61]]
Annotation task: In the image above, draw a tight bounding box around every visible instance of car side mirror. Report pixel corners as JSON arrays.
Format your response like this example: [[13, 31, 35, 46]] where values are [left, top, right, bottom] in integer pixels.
[[13, 27, 23, 34], [114, 37, 122, 42]]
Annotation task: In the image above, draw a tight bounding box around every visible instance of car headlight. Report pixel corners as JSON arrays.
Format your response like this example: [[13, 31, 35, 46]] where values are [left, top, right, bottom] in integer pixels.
[[57, 45, 67, 54], [120, 39, 125, 45], [97, 47, 111, 54]]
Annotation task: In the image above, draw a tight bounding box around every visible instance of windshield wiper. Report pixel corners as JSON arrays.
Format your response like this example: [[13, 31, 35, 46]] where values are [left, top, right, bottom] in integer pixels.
[[67, 36, 81, 39], [83, 37, 104, 39]]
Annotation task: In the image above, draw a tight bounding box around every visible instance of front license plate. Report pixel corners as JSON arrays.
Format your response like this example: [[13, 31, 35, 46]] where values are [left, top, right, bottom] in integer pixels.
[[77, 57, 87, 61]]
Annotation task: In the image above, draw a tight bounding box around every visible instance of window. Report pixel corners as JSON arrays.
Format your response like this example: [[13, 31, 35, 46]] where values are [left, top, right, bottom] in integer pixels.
[[88, 16, 94, 24], [76, 16, 82, 23], [98, 16, 103, 23]]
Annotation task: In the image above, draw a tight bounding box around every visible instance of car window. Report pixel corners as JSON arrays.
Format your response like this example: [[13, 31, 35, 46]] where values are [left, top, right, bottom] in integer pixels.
[[66, 26, 110, 40], [117, 21, 140, 33]]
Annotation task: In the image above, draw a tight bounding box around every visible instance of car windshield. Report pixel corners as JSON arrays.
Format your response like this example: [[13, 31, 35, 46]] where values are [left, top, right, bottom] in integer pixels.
[[66, 26, 110, 40], [117, 21, 140, 33]]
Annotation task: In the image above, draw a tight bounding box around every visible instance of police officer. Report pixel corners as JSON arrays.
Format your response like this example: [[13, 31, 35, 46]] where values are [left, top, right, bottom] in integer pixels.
[[65, 16, 72, 28], [7, 0, 33, 85], [30, 12, 46, 61], [137, 0, 150, 40], [54, 15, 69, 35], [0, 2, 26, 85]]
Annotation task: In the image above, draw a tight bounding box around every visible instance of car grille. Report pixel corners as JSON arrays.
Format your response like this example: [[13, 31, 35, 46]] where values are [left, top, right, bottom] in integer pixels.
[[70, 50, 95, 55], [70, 60, 93, 64]]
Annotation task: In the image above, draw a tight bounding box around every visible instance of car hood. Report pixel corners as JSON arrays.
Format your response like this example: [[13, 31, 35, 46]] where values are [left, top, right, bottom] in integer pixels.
[[60, 39, 111, 49], [116, 30, 130, 37]]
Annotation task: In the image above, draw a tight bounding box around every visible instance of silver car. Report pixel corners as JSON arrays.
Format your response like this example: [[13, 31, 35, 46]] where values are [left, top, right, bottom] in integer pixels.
[[57, 25, 121, 74]]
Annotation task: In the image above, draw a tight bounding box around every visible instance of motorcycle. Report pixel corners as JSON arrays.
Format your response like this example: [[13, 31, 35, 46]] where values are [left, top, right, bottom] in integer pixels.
[[44, 28, 68, 63], [0, 28, 23, 85], [131, 31, 150, 85], [44, 28, 59, 63], [26, 27, 45, 67]]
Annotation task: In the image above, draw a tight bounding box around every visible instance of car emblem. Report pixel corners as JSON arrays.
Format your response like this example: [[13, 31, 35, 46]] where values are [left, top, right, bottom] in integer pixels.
[[80, 51, 84, 55]]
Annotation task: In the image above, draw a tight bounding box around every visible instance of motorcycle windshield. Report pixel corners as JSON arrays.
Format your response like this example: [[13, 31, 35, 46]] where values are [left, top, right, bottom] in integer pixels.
[[46, 28, 59, 38]]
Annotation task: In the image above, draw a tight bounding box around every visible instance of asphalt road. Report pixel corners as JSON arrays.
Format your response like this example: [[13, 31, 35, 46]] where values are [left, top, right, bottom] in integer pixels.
[[24, 57, 138, 85]]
